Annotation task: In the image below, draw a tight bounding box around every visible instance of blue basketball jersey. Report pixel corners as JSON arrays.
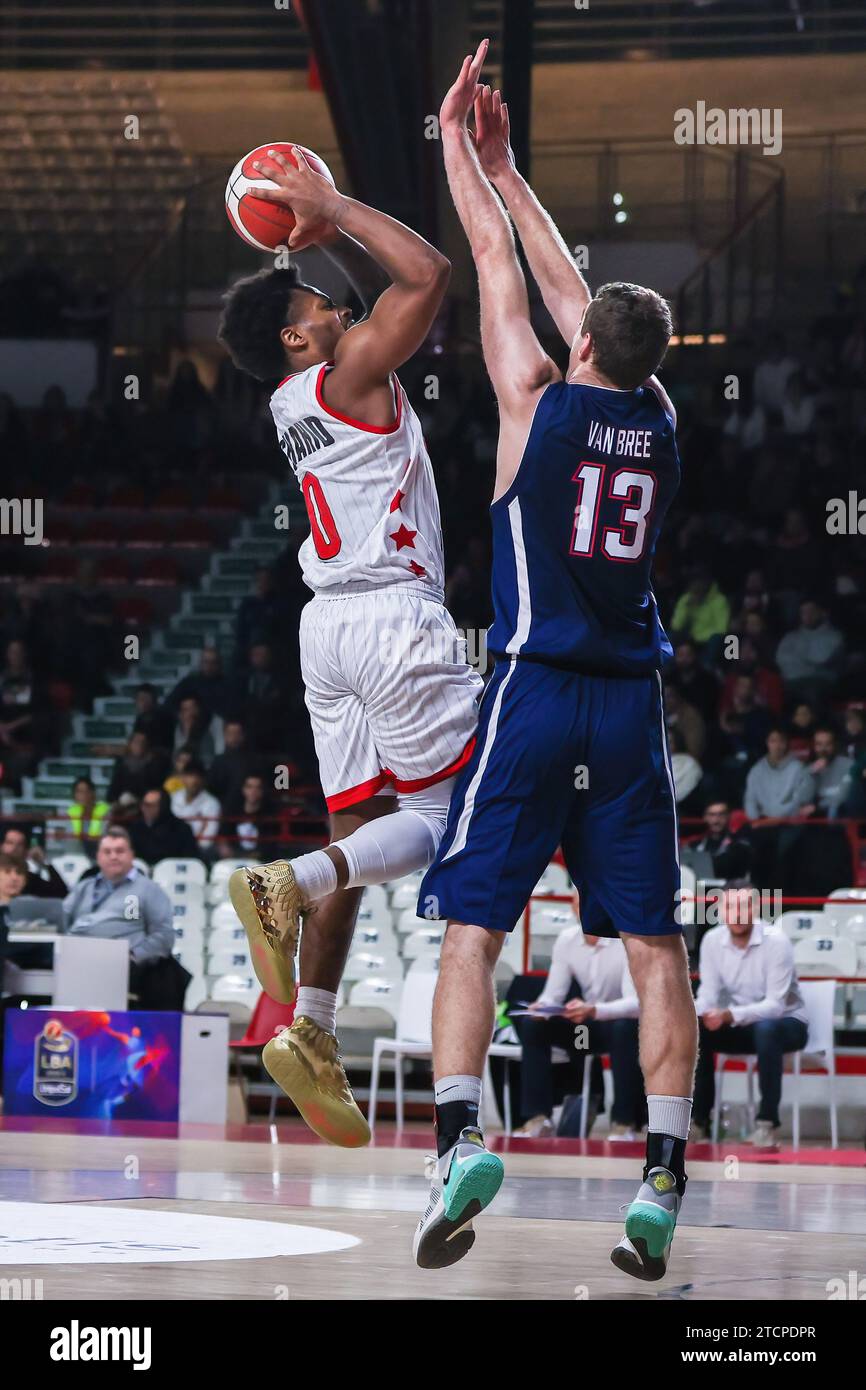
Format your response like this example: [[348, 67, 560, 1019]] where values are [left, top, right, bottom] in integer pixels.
[[487, 381, 680, 676]]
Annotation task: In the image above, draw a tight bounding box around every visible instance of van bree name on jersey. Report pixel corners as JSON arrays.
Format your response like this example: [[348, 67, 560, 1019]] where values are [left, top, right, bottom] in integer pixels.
[[587, 420, 653, 458], [279, 415, 336, 469]]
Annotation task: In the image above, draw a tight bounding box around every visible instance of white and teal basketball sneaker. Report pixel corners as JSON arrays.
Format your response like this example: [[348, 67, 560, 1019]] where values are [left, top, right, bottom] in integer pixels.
[[413, 1127, 504, 1270], [610, 1166, 682, 1281]]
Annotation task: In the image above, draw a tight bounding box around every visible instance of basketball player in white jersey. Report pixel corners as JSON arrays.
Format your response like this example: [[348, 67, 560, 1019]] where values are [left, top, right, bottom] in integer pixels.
[[218, 148, 482, 1146]]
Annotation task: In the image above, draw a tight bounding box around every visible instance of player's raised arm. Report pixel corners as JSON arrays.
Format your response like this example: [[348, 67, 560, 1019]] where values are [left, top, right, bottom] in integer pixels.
[[315, 227, 391, 317], [473, 86, 590, 349], [440, 43, 559, 420], [251, 146, 449, 412]]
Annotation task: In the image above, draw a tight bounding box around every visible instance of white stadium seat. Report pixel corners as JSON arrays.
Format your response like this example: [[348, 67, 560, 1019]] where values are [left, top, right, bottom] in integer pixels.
[[388, 871, 426, 913], [50, 853, 90, 889], [153, 857, 206, 889], [397, 907, 437, 935], [210, 901, 240, 933], [349, 975, 403, 1021], [343, 949, 402, 982], [353, 921, 398, 953], [209, 973, 258, 1007], [778, 910, 836, 943], [356, 886, 394, 933], [531, 903, 573, 937], [207, 944, 254, 978], [793, 935, 857, 977], [207, 858, 259, 905], [402, 926, 444, 959]]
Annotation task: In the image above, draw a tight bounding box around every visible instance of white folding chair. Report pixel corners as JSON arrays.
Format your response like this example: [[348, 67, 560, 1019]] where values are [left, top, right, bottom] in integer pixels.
[[486, 1041, 521, 1133], [368, 960, 438, 1131], [791, 980, 838, 1149]]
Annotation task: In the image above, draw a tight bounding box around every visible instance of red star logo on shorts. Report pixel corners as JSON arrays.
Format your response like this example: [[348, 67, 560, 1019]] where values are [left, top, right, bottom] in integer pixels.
[[389, 489, 405, 514], [408, 560, 427, 577], [389, 523, 417, 551]]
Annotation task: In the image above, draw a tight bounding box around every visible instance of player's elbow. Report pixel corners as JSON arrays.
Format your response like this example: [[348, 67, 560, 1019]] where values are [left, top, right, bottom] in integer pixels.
[[417, 250, 451, 291]]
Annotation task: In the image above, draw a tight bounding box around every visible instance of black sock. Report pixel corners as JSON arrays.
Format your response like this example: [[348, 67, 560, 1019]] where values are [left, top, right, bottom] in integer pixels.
[[435, 1099, 480, 1158], [644, 1131, 688, 1196]]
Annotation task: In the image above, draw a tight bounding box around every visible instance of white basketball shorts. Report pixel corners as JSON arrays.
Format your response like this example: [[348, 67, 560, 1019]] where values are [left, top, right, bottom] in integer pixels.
[[299, 587, 484, 812]]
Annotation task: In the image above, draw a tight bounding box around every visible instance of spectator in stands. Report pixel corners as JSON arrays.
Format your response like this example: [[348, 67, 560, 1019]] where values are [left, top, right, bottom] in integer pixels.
[[692, 887, 807, 1148], [166, 360, 215, 453], [234, 642, 286, 751], [0, 638, 39, 788], [64, 827, 182, 1010], [663, 681, 706, 760], [233, 568, 282, 661], [170, 761, 220, 851], [0, 825, 67, 898], [0, 851, 30, 981], [167, 646, 234, 721], [670, 569, 731, 652], [668, 727, 703, 812], [670, 639, 720, 723], [163, 747, 194, 796], [775, 599, 845, 705], [132, 683, 173, 751], [207, 720, 254, 804], [513, 893, 643, 1139], [107, 731, 169, 803], [806, 727, 854, 818], [787, 701, 820, 760], [770, 508, 823, 599], [718, 674, 773, 766], [753, 331, 797, 413], [172, 696, 217, 763], [719, 636, 783, 718], [743, 729, 815, 822], [687, 802, 753, 882], [219, 771, 280, 859], [781, 372, 816, 436], [66, 776, 111, 846], [721, 373, 766, 453], [129, 788, 200, 866], [842, 705, 866, 762]]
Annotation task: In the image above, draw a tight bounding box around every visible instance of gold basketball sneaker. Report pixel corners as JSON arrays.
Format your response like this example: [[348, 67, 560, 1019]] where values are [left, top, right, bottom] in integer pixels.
[[263, 1016, 371, 1148], [229, 860, 306, 1004]]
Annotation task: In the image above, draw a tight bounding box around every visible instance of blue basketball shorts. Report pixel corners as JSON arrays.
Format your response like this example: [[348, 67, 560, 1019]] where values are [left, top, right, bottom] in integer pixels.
[[418, 657, 681, 937]]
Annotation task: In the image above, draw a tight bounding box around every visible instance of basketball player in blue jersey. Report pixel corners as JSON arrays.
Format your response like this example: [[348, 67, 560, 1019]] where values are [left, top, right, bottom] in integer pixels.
[[414, 44, 698, 1281]]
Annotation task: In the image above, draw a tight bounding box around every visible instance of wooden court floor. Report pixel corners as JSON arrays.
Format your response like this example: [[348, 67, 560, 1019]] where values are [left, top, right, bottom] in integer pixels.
[[1, 1124, 865, 1300]]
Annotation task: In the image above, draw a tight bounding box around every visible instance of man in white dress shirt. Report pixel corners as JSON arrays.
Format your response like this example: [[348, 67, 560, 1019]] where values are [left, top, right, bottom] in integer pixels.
[[514, 892, 642, 1137], [693, 887, 808, 1148]]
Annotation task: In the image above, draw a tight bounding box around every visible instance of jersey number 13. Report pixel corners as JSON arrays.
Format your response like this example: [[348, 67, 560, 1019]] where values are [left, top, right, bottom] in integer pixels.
[[569, 463, 656, 563]]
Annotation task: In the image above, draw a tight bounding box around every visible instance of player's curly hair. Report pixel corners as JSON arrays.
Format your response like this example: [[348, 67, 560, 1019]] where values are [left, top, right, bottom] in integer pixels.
[[217, 266, 302, 382], [583, 282, 673, 390]]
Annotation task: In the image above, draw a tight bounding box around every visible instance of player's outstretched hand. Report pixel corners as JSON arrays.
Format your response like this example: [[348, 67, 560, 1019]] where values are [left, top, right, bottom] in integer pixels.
[[474, 86, 516, 183], [251, 146, 345, 248], [439, 38, 489, 134]]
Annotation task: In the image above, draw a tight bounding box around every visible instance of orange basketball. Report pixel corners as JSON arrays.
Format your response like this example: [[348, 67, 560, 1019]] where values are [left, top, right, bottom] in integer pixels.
[[225, 142, 335, 252]]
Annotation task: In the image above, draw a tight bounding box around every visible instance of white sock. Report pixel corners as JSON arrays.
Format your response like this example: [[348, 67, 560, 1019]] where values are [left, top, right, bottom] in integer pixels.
[[332, 780, 454, 891], [434, 1074, 482, 1107], [295, 986, 338, 1035], [647, 1094, 693, 1141], [289, 849, 339, 903]]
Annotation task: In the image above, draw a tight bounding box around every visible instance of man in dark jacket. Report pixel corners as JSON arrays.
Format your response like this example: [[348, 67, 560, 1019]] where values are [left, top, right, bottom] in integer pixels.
[[0, 825, 68, 898], [129, 788, 201, 866]]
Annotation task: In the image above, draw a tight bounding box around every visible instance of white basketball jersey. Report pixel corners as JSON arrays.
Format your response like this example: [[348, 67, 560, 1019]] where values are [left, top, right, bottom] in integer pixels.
[[270, 362, 445, 597]]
